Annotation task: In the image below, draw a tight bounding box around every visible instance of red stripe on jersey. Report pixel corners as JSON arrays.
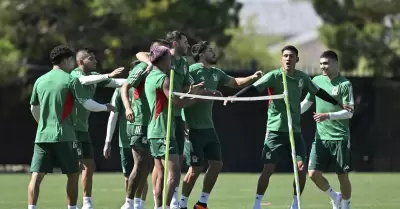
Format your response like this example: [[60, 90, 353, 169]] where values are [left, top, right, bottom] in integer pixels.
[[155, 89, 167, 120], [61, 90, 74, 123], [267, 88, 273, 107], [134, 81, 145, 100]]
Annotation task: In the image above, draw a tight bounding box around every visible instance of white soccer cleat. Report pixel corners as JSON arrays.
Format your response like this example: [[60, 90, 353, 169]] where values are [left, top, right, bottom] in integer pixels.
[[331, 192, 342, 209], [170, 206, 180, 209], [119, 203, 134, 209], [81, 206, 94, 209]]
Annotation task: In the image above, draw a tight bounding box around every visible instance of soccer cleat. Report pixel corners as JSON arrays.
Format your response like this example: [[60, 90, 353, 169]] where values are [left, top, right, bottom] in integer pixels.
[[81, 205, 94, 209], [193, 202, 208, 209], [119, 203, 134, 209], [170, 206, 180, 209], [331, 192, 342, 209]]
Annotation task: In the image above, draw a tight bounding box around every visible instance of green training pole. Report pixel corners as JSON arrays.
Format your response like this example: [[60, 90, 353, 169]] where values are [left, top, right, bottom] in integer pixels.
[[162, 69, 175, 209], [281, 69, 302, 209]]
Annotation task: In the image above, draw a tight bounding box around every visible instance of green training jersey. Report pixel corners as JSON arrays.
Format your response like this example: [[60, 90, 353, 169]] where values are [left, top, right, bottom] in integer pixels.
[[70, 67, 111, 133], [253, 68, 319, 133], [183, 63, 233, 129], [126, 62, 150, 126], [30, 69, 92, 143], [145, 68, 175, 139], [306, 74, 354, 140], [171, 56, 192, 117], [111, 88, 134, 148]]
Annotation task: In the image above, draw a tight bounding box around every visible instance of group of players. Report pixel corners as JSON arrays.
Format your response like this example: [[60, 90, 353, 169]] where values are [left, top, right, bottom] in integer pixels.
[[28, 29, 354, 209]]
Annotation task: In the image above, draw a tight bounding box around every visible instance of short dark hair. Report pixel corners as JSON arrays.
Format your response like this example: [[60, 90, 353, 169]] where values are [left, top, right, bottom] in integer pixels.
[[83, 47, 95, 54], [50, 45, 74, 65], [151, 39, 171, 48], [165, 30, 187, 45], [191, 41, 209, 62], [281, 45, 299, 56], [320, 50, 338, 61]]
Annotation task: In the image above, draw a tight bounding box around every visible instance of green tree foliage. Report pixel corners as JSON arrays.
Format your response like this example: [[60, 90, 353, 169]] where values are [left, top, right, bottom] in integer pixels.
[[311, 0, 400, 76], [218, 16, 282, 71], [0, 0, 242, 82]]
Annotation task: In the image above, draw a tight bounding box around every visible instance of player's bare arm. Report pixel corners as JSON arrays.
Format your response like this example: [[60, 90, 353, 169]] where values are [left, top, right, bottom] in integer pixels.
[[30, 105, 40, 123], [225, 71, 263, 89], [163, 76, 197, 108], [121, 83, 134, 122]]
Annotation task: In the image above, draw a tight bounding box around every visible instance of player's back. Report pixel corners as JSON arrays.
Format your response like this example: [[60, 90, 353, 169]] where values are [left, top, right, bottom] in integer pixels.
[[144, 68, 175, 139], [33, 69, 76, 142]]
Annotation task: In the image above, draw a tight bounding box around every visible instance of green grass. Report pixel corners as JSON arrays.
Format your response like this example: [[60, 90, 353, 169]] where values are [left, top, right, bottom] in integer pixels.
[[1, 173, 399, 209]]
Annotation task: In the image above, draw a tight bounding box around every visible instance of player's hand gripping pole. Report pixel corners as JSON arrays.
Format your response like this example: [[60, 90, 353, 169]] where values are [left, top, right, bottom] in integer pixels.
[[162, 69, 175, 209], [281, 70, 302, 209]]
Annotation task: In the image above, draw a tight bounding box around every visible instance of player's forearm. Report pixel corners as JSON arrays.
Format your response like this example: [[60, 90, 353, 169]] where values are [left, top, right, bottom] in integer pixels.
[[328, 109, 354, 120], [136, 52, 151, 65], [83, 99, 108, 112], [121, 83, 133, 111], [79, 74, 109, 85], [105, 112, 119, 143], [172, 96, 197, 108], [315, 89, 339, 105], [233, 85, 259, 97], [30, 105, 40, 123], [231, 76, 258, 89], [300, 100, 313, 114], [105, 79, 127, 88]]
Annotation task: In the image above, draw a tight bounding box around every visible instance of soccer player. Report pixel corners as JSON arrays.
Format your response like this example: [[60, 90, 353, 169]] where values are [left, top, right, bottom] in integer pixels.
[[70, 48, 127, 209], [301, 50, 354, 209], [229, 45, 353, 209], [103, 65, 149, 209], [179, 41, 263, 209], [119, 39, 171, 209], [145, 45, 200, 209], [136, 31, 202, 208], [28, 45, 115, 209]]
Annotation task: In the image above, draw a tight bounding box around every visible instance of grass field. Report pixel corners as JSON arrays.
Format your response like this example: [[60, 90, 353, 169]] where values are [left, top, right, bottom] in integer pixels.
[[1, 172, 399, 209]]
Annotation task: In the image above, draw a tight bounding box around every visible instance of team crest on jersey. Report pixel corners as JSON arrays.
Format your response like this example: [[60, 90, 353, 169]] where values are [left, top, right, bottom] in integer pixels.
[[332, 87, 339, 95], [213, 74, 218, 81], [298, 79, 304, 88], [192, 156, 198, 163]]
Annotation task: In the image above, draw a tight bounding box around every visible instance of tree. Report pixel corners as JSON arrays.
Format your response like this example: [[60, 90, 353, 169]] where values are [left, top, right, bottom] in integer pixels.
[[0, 0, 242, 83], [311, 0, 400, 76], [217, 15, 282, 71]]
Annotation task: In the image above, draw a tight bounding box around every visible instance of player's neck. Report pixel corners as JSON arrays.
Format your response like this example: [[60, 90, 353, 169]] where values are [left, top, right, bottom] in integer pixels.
[[199, 61, 212, 68], [53, 65, 61, 70], [78, 65, 89, 73], [170, 49, 181, 59], [327, 72, 339, 80], [282, 68, 296, 76]]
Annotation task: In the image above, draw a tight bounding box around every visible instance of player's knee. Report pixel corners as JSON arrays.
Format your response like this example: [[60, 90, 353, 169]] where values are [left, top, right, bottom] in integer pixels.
[[297, 161, 306, 172], [208, 160, 223, 171], [29, 172, 45, 187], [308, 170, 322, 180]]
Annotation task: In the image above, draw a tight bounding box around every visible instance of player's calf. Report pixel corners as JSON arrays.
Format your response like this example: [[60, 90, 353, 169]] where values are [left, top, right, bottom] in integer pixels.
[[180, 166, 203, 208], [309, 170, 341, 209], [161, 154, 181, 208], [28, 172, 45, 208], [67, 173, 80, 207], [81, 158, 96, 209], [338, 173, 351, 209]]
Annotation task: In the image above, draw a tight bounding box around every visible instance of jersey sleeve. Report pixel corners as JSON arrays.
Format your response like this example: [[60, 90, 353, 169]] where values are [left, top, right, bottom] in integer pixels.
[[110, 89, 122, 112], [341, 82, 354, 105], [216, 68, 233, 86], [127, 64, 147, 88], [252, 72, 274, 93], [69, 77, 92, 104], [305, 77, 317, 101], [30, 80, 40, 105], [92, 72, 112, 87], [305, 76, 320, 95], [156, 74, 167, 89], [183, 60, 192, 86]]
